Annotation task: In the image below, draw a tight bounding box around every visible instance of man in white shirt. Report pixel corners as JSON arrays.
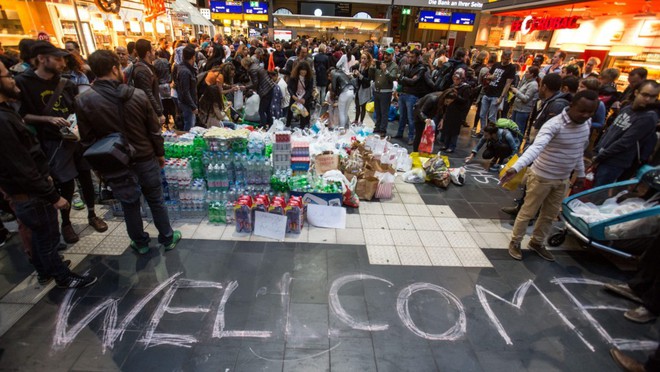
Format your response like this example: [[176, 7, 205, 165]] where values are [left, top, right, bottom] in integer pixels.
[[500, 89, 599, 261]]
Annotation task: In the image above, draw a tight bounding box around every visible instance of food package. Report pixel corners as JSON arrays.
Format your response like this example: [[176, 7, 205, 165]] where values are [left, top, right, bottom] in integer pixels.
[[356, 176, 379, 200], [449, 167, 466, 186], [424, 156, 451, 188]]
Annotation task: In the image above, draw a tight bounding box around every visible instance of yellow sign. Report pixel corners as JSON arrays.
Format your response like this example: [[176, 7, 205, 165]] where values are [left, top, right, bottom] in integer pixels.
[[212, 13, 243, 21], [244, 14, 268, 21], [418, 23, 450, 30], [449, 24, 473, 32]]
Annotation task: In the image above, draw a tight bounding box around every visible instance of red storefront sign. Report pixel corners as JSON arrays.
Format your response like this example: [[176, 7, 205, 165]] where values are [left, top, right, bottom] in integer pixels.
[[144, 0, 166, 21], [511, 16, 581, 34]]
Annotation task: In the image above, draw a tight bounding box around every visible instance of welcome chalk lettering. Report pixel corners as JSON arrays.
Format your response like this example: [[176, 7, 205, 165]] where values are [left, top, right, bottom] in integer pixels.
[[53, 272, 659, 353]]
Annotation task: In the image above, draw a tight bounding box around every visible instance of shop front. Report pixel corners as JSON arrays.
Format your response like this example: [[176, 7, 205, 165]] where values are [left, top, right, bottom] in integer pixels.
[[480, 0, 660, 87], [271, 0, 390, 42]]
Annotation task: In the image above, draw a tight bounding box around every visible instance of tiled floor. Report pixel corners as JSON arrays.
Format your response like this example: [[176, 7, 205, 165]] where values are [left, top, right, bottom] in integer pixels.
[[0, 107, 653, 371]]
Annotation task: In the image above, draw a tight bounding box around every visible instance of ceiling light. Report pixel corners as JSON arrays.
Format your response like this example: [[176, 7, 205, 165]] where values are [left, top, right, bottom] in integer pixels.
[[609, 45, 643, 57], [525, 41, 547, 50]]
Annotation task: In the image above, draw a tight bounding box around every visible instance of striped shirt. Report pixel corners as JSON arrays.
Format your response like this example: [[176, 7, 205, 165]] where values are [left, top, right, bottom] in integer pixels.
[[513, 108, 589, 179]]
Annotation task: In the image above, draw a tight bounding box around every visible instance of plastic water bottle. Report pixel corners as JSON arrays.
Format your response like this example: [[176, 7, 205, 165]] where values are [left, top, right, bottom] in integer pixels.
[[235, 156, 245, 189]]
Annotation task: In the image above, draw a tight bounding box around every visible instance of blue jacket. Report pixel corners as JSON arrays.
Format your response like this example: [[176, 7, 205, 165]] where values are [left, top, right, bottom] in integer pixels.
[[472, 128, 519, 154]]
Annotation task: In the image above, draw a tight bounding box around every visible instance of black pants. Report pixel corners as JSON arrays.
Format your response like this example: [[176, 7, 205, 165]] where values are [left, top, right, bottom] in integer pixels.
[[354, 95, 367, 123], [287, 102, 311, 129], [77, 169, 97, 218], [629, 235, 660, 315], [162, 98, 177, 126], [483, 142, 513, 165], [374, 91, 392, 133], [259, 90, 273, 128], [56, 180, 75, 226]]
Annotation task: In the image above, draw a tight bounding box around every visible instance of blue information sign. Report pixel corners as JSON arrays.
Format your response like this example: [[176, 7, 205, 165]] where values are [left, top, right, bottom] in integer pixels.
[[210, 1, 243, 13], [243, 1, 267, 14], [450, 12, 475, 25], [418, 10, 451, 24]]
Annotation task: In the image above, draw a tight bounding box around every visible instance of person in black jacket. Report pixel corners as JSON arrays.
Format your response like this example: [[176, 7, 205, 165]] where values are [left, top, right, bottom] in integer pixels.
[[127, 39, 165, 125], [202, 44, 225, 73], [412, 89, 456, 152], [175, 45, 198, 131], [314, 44, 330, 106], [242, 56, 276, 128], [76, 50, 181, 255], [287, 61, 314, 129], [439, 69, 471, 153], [272, 42, 287, 70], [593, 80, 659, 186], [0, 55, 96, 289], [396, 49, 429, 145]]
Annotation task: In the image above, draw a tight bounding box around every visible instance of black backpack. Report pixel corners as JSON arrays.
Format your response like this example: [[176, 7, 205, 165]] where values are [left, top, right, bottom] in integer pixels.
[[434, 60, 466, 92]]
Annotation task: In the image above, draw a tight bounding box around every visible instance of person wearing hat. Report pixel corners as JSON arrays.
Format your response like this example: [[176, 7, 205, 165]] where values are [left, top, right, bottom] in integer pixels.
[[15, 41, 107, 245], [373, 47, 398, 135]]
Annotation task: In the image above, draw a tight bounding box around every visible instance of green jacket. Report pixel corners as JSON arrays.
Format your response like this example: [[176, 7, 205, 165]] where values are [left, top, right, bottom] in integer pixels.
[[373, 60, 398, 92]]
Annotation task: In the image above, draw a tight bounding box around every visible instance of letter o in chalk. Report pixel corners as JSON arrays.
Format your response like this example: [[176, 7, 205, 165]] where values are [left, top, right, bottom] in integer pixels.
[[397, 283, 466, 341], [521, 15, 533, 35]]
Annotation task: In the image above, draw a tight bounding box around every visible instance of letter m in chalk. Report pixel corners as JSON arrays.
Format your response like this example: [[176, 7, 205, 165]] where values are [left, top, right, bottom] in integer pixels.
[[476, 280, 595, 351]]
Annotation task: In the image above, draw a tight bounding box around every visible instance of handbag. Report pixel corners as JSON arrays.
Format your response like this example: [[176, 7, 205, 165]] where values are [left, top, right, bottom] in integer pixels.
[[83, 86, 136, 172]]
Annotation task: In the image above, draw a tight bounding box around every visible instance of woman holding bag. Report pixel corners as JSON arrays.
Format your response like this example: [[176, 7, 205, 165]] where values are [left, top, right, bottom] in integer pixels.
[[286, 61, 314, 129], [351, 52, 376, 126], [411, 89, 457, 152], [439, 69, 471, 153]]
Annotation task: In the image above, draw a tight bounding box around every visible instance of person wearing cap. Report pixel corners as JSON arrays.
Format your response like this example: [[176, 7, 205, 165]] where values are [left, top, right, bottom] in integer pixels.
[[0, 54, 97, 289], [373, 47, 398, 136], [15, 41, 107, 246]]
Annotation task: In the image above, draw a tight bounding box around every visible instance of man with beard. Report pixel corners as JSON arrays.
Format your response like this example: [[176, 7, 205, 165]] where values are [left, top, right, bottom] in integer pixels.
[[593, 80, 659, 186], [75, 50, 181, 255], [15, 41, 107, 245], [500, 90, 599, 261], [0, 55, 97, 288]]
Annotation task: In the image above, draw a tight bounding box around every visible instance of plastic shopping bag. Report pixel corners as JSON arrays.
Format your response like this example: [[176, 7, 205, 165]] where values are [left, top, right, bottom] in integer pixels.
[[499, 154, 526, 191], [233, 89, 244, 110], [418, 121, 435, 154]]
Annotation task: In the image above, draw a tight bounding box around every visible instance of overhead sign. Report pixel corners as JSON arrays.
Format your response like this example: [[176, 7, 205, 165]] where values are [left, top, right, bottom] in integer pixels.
[[451, 12, 475, 25], [511, 15, 581, 35], [419, 10, 451, 24], [243, 1, 267, 21], [209, 1, 242, 13], [394, 0, 484, 11]]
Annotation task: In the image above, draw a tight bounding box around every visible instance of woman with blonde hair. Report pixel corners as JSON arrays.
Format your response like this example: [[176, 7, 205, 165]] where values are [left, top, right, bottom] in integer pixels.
[[351, 52, 375, 125]]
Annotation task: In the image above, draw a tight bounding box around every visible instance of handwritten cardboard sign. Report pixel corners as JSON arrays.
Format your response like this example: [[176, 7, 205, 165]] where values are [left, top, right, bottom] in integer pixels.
[[254, 211, 287, 240], [307, 204, 346, 229], [314, 153, 339, 175]]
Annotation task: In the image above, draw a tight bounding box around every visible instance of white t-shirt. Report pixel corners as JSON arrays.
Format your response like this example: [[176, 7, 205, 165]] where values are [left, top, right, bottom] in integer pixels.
[[277, 78, 290, 107]]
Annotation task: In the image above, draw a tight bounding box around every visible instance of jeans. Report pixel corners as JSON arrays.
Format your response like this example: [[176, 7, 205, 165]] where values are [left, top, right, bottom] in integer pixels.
[[511, 170, 569, 246], [13, 197, 69, 282], [106, 159, 173, 246], [338, 86, 355, 129], [480, 95, 499, 129], [593, 163, 626, 187], [178, 102, 196, 131], [511, 110, 531, 134], [318, 86, 327, 106], [259, 89, 273, 128], [374, 91, 392, 133], [398, 93, 419, 140]]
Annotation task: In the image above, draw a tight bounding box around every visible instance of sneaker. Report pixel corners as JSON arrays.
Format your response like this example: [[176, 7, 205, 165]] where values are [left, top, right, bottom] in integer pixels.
[[500, 206, 519, 216], [72, 196, 85, 210], [471, 132, 483, 139], [489, 165, 501, 172], [163, 230, 182, 251], [130, 240, 150, 255], [624, 305, 657, 324], [609, 348, 645, 372], [88, 216, 108, 233], [528, 240, 555, 261], [508, 241, 522, 260], [38, 259, 72, 285], [604, 283, 643, 304], [445, 149, 454, 153], [407, 139, 414, 146], [61, 224, 79, 244], [56, 272, 98, 289]]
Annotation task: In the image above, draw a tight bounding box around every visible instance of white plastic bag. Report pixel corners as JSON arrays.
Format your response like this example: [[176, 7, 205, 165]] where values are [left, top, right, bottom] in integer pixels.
[[449, 167, 466, 186], [403, 168, 426, 184], [233, 89, 244, 110]]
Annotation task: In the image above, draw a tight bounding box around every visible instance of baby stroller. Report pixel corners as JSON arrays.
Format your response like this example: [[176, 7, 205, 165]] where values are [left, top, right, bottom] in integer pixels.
[[549, 165, 660, 259]]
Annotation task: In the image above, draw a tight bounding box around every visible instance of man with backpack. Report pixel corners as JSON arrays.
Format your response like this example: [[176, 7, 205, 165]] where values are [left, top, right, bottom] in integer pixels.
[[75, 50, 181, 255], [126, 39, 165, 126], [434, 48, 468, 93], [466, 121, 520, 171]]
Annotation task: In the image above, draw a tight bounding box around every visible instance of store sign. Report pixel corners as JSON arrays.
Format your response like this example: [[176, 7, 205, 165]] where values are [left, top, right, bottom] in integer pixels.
[[511, 15, 581, 35], [144, 0, 166, 20]]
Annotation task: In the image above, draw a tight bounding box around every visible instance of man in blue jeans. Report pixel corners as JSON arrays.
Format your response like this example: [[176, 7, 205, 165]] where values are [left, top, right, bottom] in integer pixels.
[[480, 50, 516, 138], [0, 55, 96, 289], [76, 50, 181, 254], [395, 49, 430, 145]]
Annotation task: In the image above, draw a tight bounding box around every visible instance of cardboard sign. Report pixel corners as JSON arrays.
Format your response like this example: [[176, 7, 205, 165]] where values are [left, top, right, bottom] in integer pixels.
[[253, 211, 287, 240], [315, 153, 339, 175], [307, 204, 346, 229]]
